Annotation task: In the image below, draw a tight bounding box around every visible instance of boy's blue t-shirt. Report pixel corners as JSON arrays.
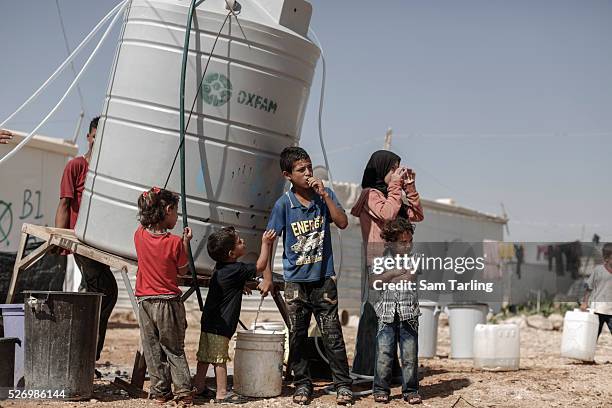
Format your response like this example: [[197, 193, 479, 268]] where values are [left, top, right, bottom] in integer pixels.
[[267, 187, 343, 282]]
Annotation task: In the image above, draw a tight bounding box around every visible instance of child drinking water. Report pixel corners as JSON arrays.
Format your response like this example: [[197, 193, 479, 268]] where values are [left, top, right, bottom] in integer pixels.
[[370, 217, 421, 404], [134, 187, 193, 405]]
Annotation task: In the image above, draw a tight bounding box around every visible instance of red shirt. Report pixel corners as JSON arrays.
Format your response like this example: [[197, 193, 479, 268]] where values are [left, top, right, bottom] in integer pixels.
[[59, 156, 88, 229], [134, 226, 188, 297]]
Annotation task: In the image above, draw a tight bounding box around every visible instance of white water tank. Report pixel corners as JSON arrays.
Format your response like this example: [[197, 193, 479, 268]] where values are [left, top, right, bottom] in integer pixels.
[[75, 0, 320, 272], [560, 309, 599, 362], [473, 323, 520, 371]]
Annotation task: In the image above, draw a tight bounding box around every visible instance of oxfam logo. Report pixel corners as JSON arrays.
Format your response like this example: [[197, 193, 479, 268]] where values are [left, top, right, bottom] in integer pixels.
[[202, 73, 232, 106]]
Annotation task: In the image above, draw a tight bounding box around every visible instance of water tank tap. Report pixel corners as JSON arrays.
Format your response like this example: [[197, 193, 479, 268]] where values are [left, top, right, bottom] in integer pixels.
[[225, 0, 242, 14]]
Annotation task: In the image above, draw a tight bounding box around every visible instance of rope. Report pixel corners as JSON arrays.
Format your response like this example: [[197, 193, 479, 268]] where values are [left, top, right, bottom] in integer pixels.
[[0, 0, 126, 130], [163, 10, 232, 189], [0, 1, 128, 167], [55, 0, 88, 121]]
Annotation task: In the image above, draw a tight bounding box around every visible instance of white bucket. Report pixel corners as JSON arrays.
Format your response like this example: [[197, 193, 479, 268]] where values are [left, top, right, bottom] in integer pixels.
[[473, 324, 520, 371], [446, 303, 488, 359], [233, 330, 285, 397], [249, 321, 285, 332], [249, 321, 289, 363], [418, 300, 440, 358], [560, 309, 599, 362]]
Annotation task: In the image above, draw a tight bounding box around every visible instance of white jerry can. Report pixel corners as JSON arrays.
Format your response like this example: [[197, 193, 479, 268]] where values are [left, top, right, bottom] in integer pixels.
[[560, 309, 599, 362], [473, 323, 520, 371]]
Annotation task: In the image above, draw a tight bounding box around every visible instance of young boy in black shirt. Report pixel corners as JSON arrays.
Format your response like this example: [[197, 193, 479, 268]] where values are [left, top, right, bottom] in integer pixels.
[[193, 227, 275, 402]]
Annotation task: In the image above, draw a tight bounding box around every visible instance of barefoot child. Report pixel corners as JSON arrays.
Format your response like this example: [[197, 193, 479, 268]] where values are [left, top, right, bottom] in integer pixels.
[[134, 187, 193, 405], [370, 218, 421, 404], [193, 227, 276, 403]]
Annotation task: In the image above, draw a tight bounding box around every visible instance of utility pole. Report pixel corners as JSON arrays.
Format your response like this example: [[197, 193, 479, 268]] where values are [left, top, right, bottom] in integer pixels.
[[383, 127, 393, 150], [70, 111, 84, 145]]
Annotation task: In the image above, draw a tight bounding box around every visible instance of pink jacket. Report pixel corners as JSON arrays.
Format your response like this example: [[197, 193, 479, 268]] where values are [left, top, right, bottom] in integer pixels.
[[350, 179, 424, 245]]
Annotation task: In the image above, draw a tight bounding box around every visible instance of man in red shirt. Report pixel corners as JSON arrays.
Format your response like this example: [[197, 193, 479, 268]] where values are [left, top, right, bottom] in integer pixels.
[[55, 117, 118, 367]]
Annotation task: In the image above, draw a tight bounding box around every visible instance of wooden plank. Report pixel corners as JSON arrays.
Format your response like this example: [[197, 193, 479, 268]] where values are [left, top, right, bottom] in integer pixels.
[[112, 377, 147, 399], [21, 223, 74, 241], [5, 231, 29, 303], [19, 224, 138, 273], [120, 268, 139, 321], [129, 348, 147, 389], [18, 241, 52, 271], [48, 234, 138, 273]]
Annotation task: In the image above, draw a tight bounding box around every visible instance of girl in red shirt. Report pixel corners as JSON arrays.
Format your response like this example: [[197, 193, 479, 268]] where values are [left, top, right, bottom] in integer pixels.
[[134, 187, 193, 405]]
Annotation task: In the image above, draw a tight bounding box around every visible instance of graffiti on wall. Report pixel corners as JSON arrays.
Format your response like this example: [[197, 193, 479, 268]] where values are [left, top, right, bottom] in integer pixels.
[[0, 189, 45, 247]]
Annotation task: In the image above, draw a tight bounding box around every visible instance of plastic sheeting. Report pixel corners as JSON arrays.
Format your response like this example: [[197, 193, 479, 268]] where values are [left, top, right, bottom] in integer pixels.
[[0, 242, 66, 303]]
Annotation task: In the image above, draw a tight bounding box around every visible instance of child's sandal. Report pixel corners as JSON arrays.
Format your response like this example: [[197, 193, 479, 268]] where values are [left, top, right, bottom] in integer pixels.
[[336, 386, 353, 406], [292, 386, 312, 405], [403, 392, 422, 404], [373, 392, 390, 404], [173, 394, 194, 407], [193, 387, 215, 399], [153, 394, 174, 405], [213, 392, 249, 404]]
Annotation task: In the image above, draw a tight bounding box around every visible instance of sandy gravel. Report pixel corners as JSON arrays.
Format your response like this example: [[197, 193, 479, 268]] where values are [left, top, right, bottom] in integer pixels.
[[2, 311, 611, 408]]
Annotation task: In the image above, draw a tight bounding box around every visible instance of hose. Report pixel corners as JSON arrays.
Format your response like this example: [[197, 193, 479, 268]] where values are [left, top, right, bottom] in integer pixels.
[[0, 1, 128, 167], [313, 336, 374, 396], [179, 0, 204, 310], [307, 28, 344, 279]]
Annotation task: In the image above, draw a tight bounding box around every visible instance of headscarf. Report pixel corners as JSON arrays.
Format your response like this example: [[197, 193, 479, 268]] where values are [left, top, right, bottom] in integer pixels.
[[360, 150, 401, 197]]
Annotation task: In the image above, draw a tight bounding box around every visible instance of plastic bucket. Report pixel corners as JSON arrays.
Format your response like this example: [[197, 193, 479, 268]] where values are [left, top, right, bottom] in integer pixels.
[[24, 291, 102, 400], [446, 303, 488, 359], [248, 321, 288, 363], [233, 330, 284, 397], [418, 300, 440, 358], [0, 304, 25, 386]]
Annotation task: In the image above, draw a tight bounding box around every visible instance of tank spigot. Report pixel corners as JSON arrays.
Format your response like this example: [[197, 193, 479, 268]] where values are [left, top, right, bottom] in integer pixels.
[[225, 0, 242, 14]]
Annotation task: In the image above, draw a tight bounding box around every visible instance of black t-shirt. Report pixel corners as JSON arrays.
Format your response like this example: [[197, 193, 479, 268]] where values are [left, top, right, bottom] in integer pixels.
[[201, 261, 257, 339]]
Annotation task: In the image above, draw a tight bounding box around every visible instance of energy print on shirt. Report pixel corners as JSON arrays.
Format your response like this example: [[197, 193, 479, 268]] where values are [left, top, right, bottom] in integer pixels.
[[290, 216, 325, 266]]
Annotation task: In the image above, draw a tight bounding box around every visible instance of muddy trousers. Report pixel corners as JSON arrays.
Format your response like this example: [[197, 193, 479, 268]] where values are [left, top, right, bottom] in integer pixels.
[[73, 254, 118, 361], [285, 278, 352, 391], [138, 298, 192, 399]]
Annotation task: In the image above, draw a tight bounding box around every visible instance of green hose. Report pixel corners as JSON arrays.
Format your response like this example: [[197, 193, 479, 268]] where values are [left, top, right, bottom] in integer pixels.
[[179, 0, 203, 310]]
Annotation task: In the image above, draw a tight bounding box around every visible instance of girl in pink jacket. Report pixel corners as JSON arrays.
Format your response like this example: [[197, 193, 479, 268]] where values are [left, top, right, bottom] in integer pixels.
[[351, 150, 424, 245], [349, 150, 424, 381]]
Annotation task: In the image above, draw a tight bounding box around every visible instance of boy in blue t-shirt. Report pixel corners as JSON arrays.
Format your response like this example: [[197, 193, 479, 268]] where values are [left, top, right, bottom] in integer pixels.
[[267, 147, 353, 405]]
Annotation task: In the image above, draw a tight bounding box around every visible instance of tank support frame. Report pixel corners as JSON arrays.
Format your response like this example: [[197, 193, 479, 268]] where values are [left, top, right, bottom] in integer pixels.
[[6, 223, 290, 398]]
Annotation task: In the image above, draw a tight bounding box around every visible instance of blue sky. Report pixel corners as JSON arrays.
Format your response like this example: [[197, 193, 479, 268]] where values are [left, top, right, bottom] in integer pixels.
[[1, 0, 611, 242]]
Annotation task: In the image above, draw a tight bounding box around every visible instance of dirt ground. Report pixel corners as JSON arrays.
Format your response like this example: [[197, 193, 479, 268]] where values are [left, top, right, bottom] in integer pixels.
[[2, 310, 611, 408]]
